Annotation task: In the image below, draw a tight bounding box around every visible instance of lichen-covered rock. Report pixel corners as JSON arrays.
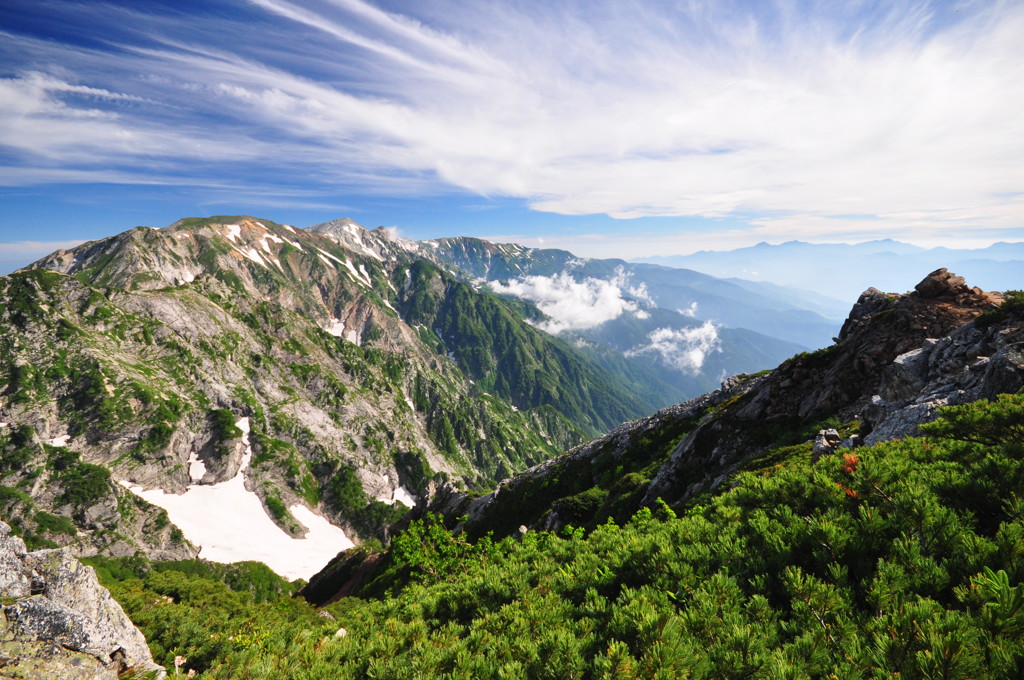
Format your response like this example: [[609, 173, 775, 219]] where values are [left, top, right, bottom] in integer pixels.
[[0, 526, 32, 599], [0, 639, 116, 680], [0, 522, 164, 680]]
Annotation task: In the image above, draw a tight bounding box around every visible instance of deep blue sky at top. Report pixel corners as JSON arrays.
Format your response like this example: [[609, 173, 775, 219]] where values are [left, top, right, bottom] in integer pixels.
[[1, 0, 1022, 273]]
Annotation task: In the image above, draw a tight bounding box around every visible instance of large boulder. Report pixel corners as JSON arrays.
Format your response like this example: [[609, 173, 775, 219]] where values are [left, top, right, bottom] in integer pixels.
[[0, 521, 164, 679], [914, 268, 968, 298]]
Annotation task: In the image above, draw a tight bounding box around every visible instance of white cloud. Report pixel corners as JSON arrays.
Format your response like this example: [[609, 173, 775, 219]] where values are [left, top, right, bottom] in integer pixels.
[[489, 272, 637, 334], [1, 1, 1022, 245], [679, 302, 699, 318], [626, 322, 722, 374], [611, 266, 654, 307]]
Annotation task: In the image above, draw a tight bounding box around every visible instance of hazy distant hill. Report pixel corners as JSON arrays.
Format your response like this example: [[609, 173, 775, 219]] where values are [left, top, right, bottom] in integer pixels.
[[637, 239, 1024, 306]]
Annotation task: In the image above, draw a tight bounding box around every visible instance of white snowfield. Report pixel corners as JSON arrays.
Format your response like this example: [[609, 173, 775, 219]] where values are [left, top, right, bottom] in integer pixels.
[[120, 417, 354, 581]]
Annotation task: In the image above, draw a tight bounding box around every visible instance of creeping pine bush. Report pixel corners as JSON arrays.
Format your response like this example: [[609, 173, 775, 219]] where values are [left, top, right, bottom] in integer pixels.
[[98, 393, 1024, 679]]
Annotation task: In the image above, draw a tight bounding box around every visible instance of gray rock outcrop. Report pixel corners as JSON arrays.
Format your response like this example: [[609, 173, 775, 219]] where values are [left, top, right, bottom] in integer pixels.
[[0, 521, 164, 680], [914, 267, 969, 298], [864, 329, 1024, 444], [811, 429, 841, 462]]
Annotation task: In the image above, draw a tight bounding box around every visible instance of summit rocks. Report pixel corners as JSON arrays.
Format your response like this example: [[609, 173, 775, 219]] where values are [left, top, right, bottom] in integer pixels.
[[0, 521, 164, 679], [914, 267, 969, 298], [646, 270, 1015, 505]]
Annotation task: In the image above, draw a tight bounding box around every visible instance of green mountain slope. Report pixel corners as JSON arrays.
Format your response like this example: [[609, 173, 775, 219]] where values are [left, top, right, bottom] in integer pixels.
[[0, 216, 655, 564], [405, 235, 826, 406], [90, 372, 1024, 679]]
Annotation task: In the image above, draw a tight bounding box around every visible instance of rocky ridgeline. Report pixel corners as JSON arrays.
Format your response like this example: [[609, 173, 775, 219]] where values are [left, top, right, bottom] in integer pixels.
[[0, 521, 163, 679], [407, 269, 1022, 541], [646, 268, 1020, 505]]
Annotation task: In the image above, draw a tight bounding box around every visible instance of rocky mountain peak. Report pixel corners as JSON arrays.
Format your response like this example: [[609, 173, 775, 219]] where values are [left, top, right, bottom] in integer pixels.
[[741, 270, 1002, 423], [307, 217, 364, 236], [306, 218, 400, 264]]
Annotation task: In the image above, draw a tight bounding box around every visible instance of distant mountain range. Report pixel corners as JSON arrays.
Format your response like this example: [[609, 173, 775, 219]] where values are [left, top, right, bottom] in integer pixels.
[[637, 239, 1024, 313], [411, 236, 840, 392]]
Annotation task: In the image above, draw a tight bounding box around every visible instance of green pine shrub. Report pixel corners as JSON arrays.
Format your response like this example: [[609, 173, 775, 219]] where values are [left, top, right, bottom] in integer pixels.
[[93, 392, 1024, 678]]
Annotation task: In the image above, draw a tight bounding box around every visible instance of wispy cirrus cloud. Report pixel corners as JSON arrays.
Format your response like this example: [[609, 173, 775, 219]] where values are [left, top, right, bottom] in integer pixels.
[[1, 0, 1022, 248]]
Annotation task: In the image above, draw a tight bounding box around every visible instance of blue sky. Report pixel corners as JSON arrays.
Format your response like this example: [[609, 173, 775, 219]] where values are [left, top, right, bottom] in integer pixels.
[[1, 0, 1023, 273]]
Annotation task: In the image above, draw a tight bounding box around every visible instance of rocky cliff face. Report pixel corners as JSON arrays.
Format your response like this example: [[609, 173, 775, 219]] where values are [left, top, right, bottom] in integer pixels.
[[0, 520, 163, 679]]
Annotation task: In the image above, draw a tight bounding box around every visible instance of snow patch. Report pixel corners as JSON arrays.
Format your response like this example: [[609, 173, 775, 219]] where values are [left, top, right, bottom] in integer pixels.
[[324, 319, 346, 337], [0, 423, 8, 428], [316, 247, 346, 266], [259, 233, 284, 253], [120, 416, 353, 581], [317, 253, 336, 268], [187, 450, 207, 483], [224, 224, 242, 243], [282, 224, 297, 233], [392, 486, 417, 508], [230, 244, 274, 270], [49, 435, 70, 447], [340, 259, 371, 287]]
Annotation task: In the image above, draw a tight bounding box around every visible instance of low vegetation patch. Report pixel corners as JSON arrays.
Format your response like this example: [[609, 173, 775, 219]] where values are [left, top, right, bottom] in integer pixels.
[[92, 391, 1024, 678]]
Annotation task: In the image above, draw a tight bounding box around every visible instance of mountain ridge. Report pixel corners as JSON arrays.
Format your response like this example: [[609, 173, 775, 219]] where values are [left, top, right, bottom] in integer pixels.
[[408, 268, 1022, 543], [3, 215, 641, 575]]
